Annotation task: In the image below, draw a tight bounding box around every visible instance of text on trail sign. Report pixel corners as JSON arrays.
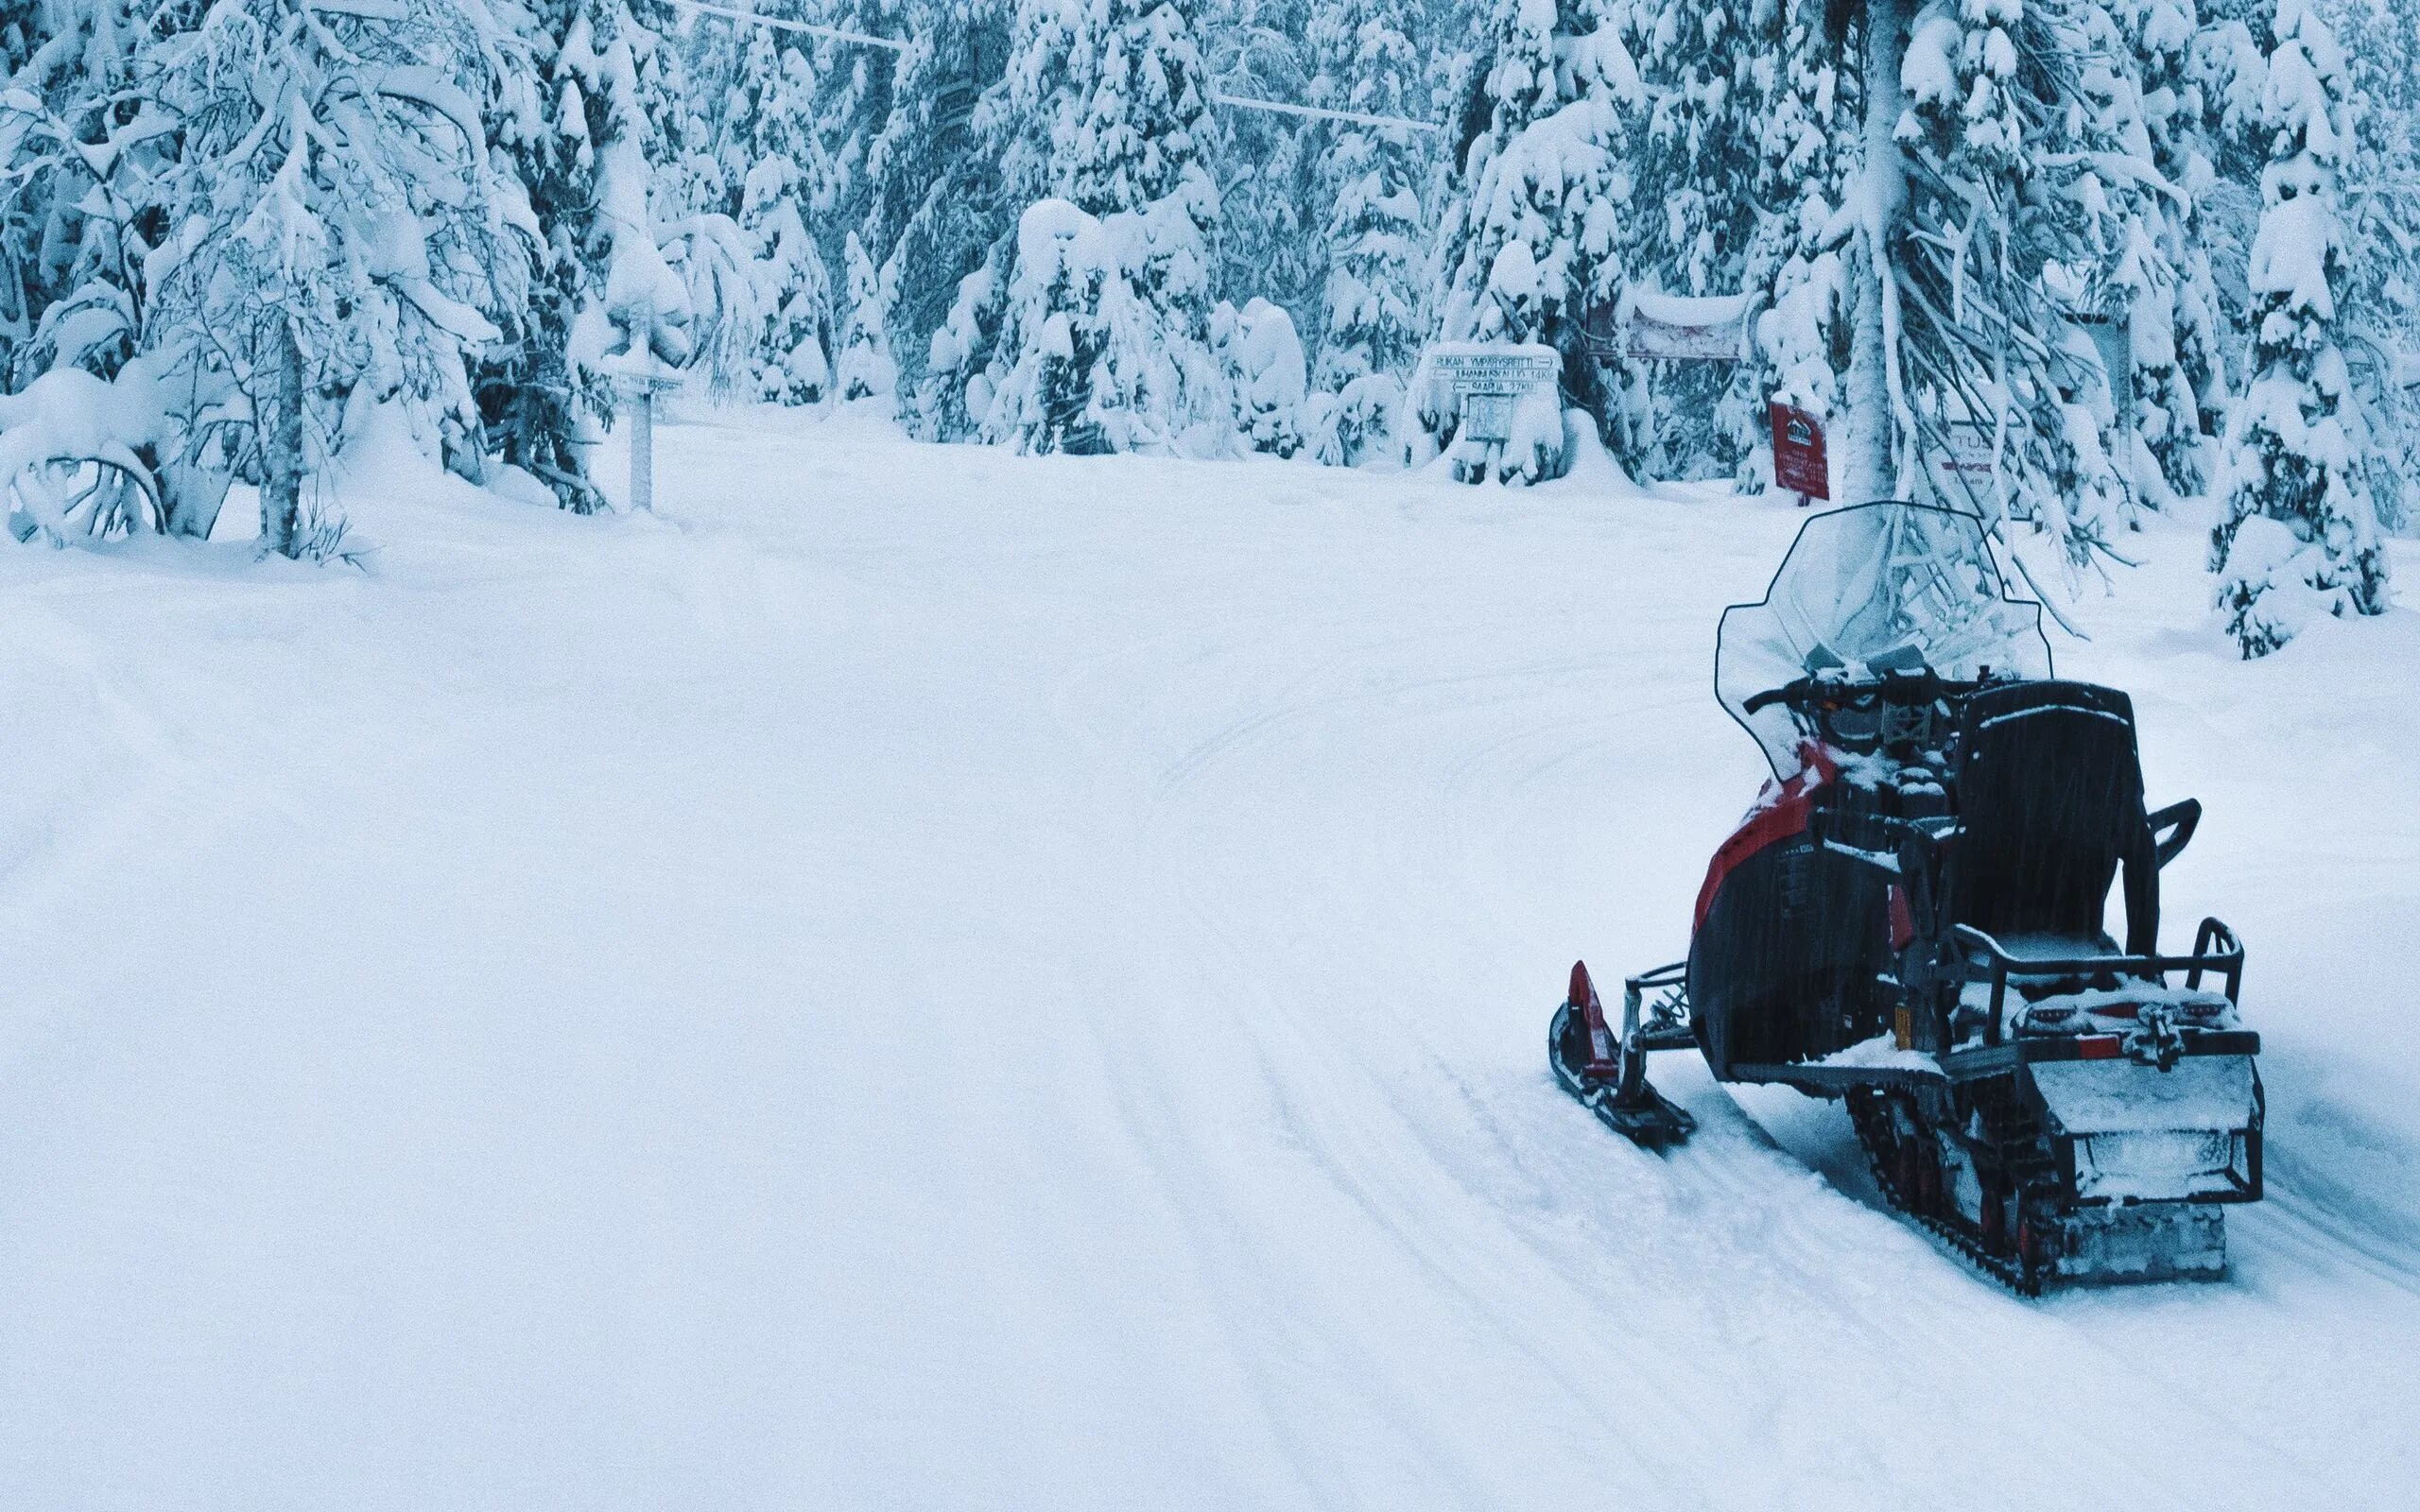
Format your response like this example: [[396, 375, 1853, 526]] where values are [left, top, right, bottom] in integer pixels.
[[1431, 351, 1559, 395]]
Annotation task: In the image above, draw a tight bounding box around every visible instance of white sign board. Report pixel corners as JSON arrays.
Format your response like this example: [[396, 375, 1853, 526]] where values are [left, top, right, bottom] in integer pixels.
[[1426, 344, 1558, 446], [1930, 422, 2041, 523], [1432, 350, 1559, 395], [1935, 421, 1996, 482], [1623, 292, 1754, 362]]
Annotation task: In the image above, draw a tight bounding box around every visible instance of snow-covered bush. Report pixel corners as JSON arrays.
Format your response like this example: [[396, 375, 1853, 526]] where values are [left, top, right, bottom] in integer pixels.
[[1214, 298, 1308, 457], [2208, 0, 2389, 656], [835, 232, 899, 403], [0, 368, 161, 543]]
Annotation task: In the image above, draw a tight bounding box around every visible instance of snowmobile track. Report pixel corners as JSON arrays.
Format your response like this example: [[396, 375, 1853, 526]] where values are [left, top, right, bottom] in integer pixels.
[[1845, 1091, 2042, 1297]]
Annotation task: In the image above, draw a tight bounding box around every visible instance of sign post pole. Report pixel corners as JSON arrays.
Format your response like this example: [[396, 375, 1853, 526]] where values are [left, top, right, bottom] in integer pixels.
[[612, 367, 685, 514]]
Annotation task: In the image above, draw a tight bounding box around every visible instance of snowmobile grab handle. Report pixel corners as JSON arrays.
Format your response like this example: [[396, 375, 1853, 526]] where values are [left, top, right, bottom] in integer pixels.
[[1952, 921, 2245, 1046], [2148, 799, 2201, 868]]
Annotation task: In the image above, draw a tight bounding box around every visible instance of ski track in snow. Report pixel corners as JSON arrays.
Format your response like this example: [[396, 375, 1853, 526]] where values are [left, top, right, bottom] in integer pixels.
[[0, 407, 2416, 1509]]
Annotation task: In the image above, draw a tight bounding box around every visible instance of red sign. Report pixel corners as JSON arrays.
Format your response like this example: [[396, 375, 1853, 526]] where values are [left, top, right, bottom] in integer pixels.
[[1769, 403, 1828, 500]]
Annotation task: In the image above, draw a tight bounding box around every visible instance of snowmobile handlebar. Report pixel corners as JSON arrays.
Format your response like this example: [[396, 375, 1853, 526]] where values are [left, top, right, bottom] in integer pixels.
[[1739, 669, 1993, 716]]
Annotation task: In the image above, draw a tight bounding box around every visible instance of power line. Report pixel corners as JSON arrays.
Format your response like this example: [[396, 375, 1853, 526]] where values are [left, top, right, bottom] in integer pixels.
[[660, 0, 1445, 134], [664, 0, 906, 52], [1207, 91, 1443, 134]]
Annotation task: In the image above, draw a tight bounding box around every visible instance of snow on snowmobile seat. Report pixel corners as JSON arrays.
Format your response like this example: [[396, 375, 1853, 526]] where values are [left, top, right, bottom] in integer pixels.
[[1948, 679, 2160, 959]]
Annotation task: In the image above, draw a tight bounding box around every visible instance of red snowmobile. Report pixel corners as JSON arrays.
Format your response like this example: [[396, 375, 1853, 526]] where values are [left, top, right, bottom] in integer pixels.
[[1551, 501, 2263, 1292]]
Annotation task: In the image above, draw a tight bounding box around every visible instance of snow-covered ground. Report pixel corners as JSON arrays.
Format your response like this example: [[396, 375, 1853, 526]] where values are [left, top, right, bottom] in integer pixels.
[[3, 408, 2417, 1509]]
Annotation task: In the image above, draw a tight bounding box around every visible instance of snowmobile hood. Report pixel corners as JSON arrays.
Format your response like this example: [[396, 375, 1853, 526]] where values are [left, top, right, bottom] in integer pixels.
[[1716, 501, 2052, 779]]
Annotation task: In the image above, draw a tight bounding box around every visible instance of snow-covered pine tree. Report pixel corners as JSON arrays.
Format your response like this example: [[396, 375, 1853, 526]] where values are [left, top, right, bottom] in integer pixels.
[[981, 197, 1115, 452], [2118, 0, 2234, 497], [1304, 0, 1431, 466], [933, 0, 1234, 455], [1213, 296, 1309, 455], [1601, 0, 1768, 479], [1201, 2, 1323, 335], [805, 0, 908, 273], [0, 0, 147, 390], [745, 156, 838, 402], [477, 0, 657, 512], [560, 7, 695, 392], [2324, 0, 2419, 531], [142, 0, 527, 552], [1737, 0, 1864, 497], [874, 0, 1011, 421], [835, 230, 899, 400], [2207, 0, 2389, 654], [2042, 0, 2197, 518], [1427, 0, 1641, 482], [1885, 0, 2138, 561]]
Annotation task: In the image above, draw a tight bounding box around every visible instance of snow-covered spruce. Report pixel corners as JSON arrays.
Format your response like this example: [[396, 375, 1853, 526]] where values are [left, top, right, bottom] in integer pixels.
[[1304, 0, 1431, 467], [1426, 0, 1639, 484], [927, 0, 1235, 455], [142, 0, 527, 553], [2207, 0, 2389, 656]]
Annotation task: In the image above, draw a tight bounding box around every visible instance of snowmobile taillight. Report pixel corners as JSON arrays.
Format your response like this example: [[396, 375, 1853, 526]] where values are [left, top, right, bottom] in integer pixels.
[[2078, 1035, 2123, 1060], [2020, 1005, 2083, 1036]]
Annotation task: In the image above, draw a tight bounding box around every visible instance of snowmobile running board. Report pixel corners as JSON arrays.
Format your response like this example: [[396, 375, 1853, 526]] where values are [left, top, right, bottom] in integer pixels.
[[1548, 961, 1697, 1149]]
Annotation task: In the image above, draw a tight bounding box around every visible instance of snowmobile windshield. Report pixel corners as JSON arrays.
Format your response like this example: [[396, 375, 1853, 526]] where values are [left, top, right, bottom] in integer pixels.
[[1716, 501, 2052, 779]]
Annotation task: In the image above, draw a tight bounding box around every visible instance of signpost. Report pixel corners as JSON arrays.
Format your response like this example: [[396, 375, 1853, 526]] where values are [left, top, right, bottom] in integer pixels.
[[612, 365, 685, 514], [1769, 403, 1828, 502], [1430, 346, 1559, 443], [1928, 420, 2041, 522]]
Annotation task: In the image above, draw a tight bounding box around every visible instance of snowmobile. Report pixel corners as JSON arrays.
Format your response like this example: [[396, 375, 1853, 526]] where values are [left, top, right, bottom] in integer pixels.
[[1550, 500, 2263, 1292]]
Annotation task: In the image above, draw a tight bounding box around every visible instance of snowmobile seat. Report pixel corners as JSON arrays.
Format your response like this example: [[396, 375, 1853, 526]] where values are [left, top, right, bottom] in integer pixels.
[[1947, 680, 2160, 958]]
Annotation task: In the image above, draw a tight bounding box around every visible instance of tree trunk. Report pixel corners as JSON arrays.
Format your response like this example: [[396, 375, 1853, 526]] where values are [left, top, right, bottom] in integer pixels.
[[1842, 0, 1910, 505], [260, 317, 303, 556]]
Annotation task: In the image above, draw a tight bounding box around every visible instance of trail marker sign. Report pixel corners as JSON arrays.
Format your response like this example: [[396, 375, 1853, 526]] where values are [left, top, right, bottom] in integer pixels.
[[1769, 403, 1828, 500], [1430, 345, 1558, 444], [1431, 349, 1559, 394]]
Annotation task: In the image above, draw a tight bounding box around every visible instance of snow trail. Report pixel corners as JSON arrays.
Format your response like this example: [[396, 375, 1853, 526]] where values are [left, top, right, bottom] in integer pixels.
[[0, 410, 2414, 1508]]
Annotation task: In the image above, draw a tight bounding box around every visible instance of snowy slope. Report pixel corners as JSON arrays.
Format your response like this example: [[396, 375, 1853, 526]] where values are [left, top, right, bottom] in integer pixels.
[[1, 409, 2416, 1509]]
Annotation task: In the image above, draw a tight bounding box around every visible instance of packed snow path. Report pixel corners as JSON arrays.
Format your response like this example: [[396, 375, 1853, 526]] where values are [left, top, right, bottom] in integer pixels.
[[3, 413, 2417, 1509]]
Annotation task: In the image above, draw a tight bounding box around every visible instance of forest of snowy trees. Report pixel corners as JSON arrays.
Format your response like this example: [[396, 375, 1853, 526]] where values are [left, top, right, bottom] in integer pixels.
[[0, 0, 2411, 651]]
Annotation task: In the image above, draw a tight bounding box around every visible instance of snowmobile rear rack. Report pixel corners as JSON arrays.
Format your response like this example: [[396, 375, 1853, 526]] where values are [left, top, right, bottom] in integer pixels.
[[1955, 918, 2244, 1048]]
